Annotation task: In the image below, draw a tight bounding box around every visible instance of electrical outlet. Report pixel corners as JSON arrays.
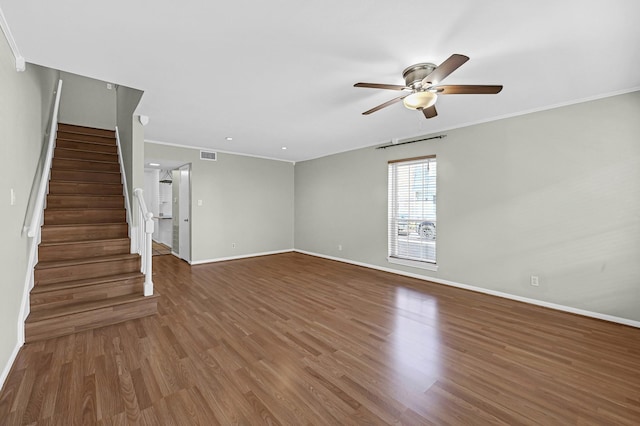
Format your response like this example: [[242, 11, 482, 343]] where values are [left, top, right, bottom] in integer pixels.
[[197, 199, 203, 206], [232, 243, 236, 249], [10, 188, 16, 206], [338, 244, 342, 251], [530, 275, 539, 287]]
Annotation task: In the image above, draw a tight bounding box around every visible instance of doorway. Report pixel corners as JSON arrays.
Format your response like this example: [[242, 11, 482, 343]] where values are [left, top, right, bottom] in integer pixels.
[[175, 164, 191, 263]]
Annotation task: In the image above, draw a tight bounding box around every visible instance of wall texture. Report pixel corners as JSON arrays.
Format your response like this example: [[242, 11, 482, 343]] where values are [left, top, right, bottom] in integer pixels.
[[59, 71, 116, 129], [295, 91, 640, 322], [116, 86, 144, 205], [145, 143, 295, 262], [0, 37, 59, 382]]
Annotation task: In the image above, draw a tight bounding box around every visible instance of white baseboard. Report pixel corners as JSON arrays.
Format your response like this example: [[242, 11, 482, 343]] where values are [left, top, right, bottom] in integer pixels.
[[0, 341, 21, 392], [190, 249, 294, 265], [294, 250, 640, 329]]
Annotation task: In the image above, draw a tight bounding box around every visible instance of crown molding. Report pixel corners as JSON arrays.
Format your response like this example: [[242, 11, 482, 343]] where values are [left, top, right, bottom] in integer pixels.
[[145, 138, 296, 164]]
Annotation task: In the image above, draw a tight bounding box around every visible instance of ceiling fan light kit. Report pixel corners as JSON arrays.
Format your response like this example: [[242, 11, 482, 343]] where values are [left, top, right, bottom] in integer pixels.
[[354, 54, 503, 119], [403, 91, 437, 110]]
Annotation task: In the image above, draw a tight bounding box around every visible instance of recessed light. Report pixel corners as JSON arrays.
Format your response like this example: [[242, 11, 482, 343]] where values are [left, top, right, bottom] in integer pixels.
[[281, 146, 287, 150], [225, 137, 233, 141], [149, 162, 160, 167]]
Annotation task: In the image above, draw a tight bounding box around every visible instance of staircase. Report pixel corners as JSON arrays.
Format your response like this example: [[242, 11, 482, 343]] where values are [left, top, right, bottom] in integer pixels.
[[25, 123, 158, 342]]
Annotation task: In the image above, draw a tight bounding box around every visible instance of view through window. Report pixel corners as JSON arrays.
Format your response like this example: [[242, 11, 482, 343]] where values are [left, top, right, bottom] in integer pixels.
[[388, 156, 437, 265]]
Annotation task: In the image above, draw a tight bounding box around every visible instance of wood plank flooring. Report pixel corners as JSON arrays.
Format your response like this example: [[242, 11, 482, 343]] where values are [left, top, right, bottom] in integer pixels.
[[151, 241, 172, 257], [1, 252, 640, 424]]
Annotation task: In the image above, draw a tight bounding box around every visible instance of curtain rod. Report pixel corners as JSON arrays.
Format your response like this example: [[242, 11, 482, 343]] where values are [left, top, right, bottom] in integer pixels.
[[376, 134, 446, 149]]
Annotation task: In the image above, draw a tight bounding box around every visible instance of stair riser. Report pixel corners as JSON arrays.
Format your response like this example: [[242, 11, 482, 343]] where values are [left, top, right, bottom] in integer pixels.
[[51, 169, 121, 184], [56, 139, 117, 154], [57, 132, 116, 145], [53, 158, 120, 173], [58, 123, 115, 138], [44, 209, 125, 225], [41, 224, 128, 243], [35, 257, 140, 285], [31, 278, 144, 311], [48, 181, 123, 196], [46, 195, 124, 209], [54, 148, 118, 163], [25, 296, 157, 342], [39, 239, 130, 262]]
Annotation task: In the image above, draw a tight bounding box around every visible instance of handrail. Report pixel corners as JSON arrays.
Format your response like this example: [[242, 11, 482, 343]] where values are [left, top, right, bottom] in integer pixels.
[[133, 188, 154, 296], [27, 79, 63, 238], [114, 126, 133, 249]]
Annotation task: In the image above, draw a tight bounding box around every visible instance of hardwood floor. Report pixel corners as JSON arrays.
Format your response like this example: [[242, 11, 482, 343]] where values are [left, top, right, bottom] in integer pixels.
[[1, 252, 639, 424], [151, 241, 172, 257]]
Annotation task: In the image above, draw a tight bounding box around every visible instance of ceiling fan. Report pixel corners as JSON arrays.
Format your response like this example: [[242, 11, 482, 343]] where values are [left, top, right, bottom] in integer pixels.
[[354, 54, 502, 119]]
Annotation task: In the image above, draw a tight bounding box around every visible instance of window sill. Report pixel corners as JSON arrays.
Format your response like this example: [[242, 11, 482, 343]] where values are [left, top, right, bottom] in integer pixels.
[[387, 257, 438, 272]]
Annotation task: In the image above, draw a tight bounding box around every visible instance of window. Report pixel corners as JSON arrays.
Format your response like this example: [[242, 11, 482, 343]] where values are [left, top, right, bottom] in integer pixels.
[[388, 156, 437, 270]]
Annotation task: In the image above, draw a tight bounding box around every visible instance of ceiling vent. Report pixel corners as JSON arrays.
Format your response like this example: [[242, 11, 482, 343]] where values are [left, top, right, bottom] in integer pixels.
[[200, 150, 217, 161]]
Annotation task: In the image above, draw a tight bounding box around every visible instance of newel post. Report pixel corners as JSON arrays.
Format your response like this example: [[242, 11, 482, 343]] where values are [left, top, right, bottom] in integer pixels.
[[143, 211, 154, 296]]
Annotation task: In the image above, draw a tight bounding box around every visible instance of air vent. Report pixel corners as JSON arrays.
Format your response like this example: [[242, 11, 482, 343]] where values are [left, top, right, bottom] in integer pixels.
[[200, 150, 217, 161]]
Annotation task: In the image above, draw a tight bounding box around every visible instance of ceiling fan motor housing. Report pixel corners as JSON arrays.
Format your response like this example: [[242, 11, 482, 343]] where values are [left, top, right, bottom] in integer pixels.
[[402, 63, 437, 89]]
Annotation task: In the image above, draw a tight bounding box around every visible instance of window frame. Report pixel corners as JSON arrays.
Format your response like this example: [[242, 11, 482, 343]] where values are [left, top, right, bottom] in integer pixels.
[[387, 155, 438, 272]]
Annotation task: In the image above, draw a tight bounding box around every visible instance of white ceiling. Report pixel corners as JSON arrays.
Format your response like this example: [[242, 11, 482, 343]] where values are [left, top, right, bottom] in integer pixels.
[[2, 1, 640, 162]]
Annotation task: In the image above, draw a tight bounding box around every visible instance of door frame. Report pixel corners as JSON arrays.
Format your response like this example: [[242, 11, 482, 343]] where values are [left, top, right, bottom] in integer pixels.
[[176, 164, 192, 263]]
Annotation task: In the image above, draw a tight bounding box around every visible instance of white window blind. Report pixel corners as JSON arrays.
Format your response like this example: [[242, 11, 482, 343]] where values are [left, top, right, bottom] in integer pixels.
[[388, 156, 437, 265]]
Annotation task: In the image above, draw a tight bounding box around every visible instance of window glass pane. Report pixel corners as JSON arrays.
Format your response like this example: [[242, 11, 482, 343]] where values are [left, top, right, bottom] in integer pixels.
[[388, 157, 436, 264]]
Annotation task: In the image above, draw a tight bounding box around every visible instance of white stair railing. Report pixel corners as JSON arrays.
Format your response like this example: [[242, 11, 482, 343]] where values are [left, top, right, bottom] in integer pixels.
[[133, 188, 154, 296], [114, 127, 133, 251], [27, 79, 63, 237], [19, 79, 63, 346], [115, 128, 154, 297]]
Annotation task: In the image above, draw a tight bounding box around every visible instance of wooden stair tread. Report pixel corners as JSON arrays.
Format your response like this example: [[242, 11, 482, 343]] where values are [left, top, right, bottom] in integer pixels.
[[56, 137, 116, 147], [47, 193, 123, 198], [26, 293, 159, 322], [55, 139, 117, 154], [50, 168, 120, 175], [46, 194, 125, 206], [58, 123, 115, 137], [48, 179, 122, 186], [36, 253, 139, 270], [53, 157, 119, 166], [54, 149, 118, 162], [44, 207, 125, 211], [55, 146, 117, 155], [31, 272, 143, 294], [43, 222, 127, 228], [39, 237, 130, 248], [57, 133, 115, 143]]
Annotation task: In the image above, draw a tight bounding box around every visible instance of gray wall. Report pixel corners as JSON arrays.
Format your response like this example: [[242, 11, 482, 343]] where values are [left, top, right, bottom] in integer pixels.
[[0, 38, 59, 378], [116, 87, 144, 207], [295, 91, 640, 322], [145, 143, 295, 262], [59, 71, 116, 129]]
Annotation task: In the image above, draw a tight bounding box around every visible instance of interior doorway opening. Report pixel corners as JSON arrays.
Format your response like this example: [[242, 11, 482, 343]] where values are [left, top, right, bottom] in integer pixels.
[[143, 160, 191, 262]]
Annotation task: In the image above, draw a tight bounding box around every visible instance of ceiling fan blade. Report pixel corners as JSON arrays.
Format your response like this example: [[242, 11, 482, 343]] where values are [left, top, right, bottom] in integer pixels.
[[354, 82, 409, 91], [422, 105, 437, 119], [362, 95, 408, 115], [435, 85, 503, 95], [421, 54, 469, 87]]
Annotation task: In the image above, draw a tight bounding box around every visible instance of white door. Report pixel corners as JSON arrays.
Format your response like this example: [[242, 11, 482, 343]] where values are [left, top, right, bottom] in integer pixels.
[[178, 165, 191, 262]]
